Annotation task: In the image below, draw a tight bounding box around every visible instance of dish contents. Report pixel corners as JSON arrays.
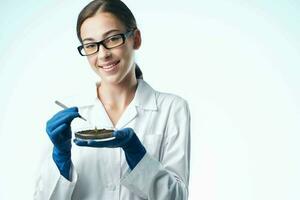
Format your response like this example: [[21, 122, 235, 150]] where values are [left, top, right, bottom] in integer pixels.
[[75, 128, 115, 140]]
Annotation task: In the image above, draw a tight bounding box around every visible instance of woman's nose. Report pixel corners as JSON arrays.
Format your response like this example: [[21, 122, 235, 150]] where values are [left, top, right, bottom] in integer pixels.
[[97, 45, 111, 60]]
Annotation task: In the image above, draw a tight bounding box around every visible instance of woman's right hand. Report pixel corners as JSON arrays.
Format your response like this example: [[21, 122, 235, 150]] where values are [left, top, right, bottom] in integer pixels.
[[46, 107, 79, 180]]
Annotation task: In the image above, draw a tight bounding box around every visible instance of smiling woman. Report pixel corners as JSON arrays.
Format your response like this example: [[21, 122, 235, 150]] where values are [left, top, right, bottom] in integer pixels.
[[76, 0, 143, 83], [1, 0, 300, 199], [33, 0, 191, 199], [78, 11, 140, 85]]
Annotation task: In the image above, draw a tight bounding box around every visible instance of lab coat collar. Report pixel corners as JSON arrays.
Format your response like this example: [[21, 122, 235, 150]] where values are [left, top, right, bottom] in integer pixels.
[[93, 79, 158, 129], [134, 79, 157, 111], [93, 79, 157, 111], [63, 79, 157, 111], [114, 79, 157, 128]]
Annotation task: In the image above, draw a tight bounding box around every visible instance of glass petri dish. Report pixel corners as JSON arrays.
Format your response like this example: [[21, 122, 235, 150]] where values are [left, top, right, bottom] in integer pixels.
[[74, 128, 115, 141]]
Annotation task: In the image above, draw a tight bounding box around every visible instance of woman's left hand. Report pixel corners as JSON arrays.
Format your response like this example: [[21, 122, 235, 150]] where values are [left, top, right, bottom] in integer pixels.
[[74, 128, 146, 170]]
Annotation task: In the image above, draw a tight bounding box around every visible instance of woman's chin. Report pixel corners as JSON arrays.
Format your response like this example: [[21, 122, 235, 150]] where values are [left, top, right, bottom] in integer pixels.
[[100, 74, 122, 85]]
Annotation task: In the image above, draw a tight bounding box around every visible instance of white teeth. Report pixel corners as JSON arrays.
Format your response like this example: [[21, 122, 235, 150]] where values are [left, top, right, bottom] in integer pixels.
[[103, 63, 115, 69], [101, 61, 118, 69]]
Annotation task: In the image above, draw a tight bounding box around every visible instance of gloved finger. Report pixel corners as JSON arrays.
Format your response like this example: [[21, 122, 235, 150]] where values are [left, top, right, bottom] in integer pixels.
[[51, 111, 79, 126], [88, 140, 119, 147], [73, 139, 89, 146], [47, 107, 78, 129], [74, 138, 120, 148], [50, 107, 79, 122], [48, 123, 70, 142], [47, 112, 79, 132], [113, 127, 133, 139]]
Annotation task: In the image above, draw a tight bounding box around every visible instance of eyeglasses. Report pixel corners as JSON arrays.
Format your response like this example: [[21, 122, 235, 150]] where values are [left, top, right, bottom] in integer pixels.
[[77, 29, 135, 56]]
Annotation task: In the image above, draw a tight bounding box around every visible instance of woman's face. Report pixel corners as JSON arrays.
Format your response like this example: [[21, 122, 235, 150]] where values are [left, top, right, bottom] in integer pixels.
[[80, 12, 140, 85]]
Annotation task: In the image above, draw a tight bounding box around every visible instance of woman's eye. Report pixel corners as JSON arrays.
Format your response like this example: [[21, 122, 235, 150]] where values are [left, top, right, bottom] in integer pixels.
[[84, 44, 96, 49], [111, 36, 121, 41], [108, 35, 122, 42]]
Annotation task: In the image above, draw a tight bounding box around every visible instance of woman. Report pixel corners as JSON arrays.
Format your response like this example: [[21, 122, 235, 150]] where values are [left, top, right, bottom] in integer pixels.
[[34, 0, 191, 199]]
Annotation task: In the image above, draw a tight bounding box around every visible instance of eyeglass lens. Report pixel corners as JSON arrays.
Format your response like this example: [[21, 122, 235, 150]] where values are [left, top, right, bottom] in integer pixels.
[[81, 34, 124, 56]]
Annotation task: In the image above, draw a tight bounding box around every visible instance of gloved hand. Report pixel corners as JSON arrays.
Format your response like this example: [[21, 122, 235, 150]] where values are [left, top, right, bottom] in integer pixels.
[[46, 107, 80, 180], [74, 128, 146, 170]]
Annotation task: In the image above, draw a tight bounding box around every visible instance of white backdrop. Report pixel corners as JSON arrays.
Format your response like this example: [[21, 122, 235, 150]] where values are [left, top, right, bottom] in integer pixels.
[[0, 0, 299, 199]]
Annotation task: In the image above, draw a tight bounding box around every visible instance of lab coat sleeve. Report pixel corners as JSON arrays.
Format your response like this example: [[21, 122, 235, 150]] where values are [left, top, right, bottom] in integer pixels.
[[121, 98, 191, 199], [34, 151, 78, 200]]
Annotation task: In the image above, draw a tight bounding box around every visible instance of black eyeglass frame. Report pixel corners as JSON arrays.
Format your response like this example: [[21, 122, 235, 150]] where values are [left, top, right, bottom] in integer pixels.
[[77, 29, 136, 56]]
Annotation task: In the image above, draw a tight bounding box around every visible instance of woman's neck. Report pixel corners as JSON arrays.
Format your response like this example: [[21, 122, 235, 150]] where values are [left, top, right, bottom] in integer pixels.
[[97, 75, 138, 111]]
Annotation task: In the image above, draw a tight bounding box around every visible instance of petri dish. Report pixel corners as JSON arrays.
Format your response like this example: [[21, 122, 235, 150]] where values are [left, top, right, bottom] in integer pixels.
[[74, 128, 115, 141]]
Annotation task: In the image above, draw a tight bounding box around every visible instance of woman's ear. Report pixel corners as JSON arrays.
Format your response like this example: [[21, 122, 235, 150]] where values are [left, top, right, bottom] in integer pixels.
[[133, 29, 141, 49]]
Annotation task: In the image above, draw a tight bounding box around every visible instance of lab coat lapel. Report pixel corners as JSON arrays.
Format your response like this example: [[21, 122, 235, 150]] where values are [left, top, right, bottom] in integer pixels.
[[115, 101, 138, 129], [116, 79, 157, 129], [134, 79, 157, 111], [88, 80, 157, 129]]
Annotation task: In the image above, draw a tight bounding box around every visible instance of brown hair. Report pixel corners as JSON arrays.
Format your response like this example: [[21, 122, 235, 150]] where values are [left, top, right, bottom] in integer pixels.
[[76, 0, 143, 79]]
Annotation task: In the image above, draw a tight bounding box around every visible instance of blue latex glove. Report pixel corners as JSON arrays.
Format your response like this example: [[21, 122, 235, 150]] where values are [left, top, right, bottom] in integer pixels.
[[74, 128, 146, 170], [46, 107, 79, 180]]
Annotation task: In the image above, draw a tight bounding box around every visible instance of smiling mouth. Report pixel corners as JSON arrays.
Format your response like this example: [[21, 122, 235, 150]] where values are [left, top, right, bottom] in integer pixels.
[[99, 60, 120, 70]]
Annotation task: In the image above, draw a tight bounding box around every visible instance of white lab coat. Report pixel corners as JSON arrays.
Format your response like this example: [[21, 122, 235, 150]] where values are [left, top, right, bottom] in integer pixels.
[[34, 79, 191, 200]]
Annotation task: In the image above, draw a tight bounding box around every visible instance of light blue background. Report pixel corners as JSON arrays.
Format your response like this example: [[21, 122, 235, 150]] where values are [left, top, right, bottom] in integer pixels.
[[0, 0, 299, 199]]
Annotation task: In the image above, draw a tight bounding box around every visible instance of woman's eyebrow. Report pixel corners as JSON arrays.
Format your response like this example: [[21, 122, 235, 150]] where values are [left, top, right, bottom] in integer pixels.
[[82, 38, 95, 43], [82, 29, 121, 43]]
